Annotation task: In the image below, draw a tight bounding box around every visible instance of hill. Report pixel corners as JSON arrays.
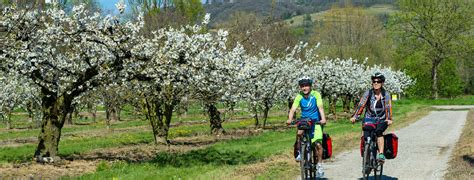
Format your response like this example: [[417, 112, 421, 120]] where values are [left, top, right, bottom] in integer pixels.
[[285, 4, 396, 27], [204, 0, 396, 27]]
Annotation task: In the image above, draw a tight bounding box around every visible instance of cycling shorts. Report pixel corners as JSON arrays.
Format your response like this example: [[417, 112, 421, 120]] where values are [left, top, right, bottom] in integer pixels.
[[363, 121, 388, 138], [311, 124, 323, 143]]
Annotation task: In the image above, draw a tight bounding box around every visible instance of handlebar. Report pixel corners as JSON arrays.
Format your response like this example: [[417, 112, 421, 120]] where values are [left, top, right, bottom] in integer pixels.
[[288, 118, 322, 125]]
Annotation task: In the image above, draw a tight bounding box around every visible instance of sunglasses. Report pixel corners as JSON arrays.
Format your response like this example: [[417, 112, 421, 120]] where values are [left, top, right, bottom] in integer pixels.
[[372, 81, 383, 84]]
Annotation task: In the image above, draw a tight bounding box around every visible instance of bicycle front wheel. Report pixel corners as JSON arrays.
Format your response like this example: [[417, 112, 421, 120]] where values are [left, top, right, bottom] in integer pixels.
[[362, 143, 371, 180], [300, 141, 306, 180], [374, 162, 383, 180]]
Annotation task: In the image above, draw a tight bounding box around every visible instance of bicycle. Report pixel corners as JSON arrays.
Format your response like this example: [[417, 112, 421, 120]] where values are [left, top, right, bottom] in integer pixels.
[[292, 118, 321, 179], [361, 122, 383, 180]]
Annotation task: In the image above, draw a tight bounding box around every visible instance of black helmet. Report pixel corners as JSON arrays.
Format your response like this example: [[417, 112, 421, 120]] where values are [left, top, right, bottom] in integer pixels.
[[298, 77, 313, 86], [371, 72, 385, 82]]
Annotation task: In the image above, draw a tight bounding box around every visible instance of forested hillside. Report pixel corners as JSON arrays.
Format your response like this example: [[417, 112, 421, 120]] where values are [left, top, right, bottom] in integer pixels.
[[204, 0, 396, 27]]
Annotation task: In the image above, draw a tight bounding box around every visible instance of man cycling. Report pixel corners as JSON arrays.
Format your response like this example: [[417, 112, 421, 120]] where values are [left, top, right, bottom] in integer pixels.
[[287, 77, 327, 177], [350, 72, 393, 162]]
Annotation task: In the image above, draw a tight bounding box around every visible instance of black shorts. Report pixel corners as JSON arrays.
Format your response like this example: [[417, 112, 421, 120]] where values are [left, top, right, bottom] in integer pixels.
[[363, 121, 388, 138]]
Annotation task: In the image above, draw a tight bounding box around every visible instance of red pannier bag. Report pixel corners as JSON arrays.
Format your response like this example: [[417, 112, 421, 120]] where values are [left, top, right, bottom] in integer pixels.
[[384, 133, 398, 159], [322, 133, 332, 159]]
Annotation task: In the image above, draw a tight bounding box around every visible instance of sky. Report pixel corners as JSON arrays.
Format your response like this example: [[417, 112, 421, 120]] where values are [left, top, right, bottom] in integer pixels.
[[98, 0, 124, 14]]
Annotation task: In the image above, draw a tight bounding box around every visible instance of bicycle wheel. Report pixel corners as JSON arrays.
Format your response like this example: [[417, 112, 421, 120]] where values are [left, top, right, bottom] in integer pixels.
[[362, 143, 371, 180], [300, 140, 306, 180], [308, 142, 316, 179], [311, 143, 318, 178], [374, 163, 383, 180]]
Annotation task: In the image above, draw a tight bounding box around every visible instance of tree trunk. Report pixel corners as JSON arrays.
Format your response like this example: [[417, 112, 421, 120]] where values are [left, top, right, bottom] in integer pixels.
[[287, 97, 293, 113], [353, 95, 360, 111], [329, 95, 337, 120], [262, 101, 270, 128], [105, 108, 110, 120], [329, 96, 337, 115], [6, 115, 11, 129], [222, 101, 235, 121], [116, 106, 122, 121], [431, 60, 440, 99], [145, 98, 171, 145], [34, 94, 71, 161], [105, 107, 117, 129], [87, 103, 97, 122], [207, 103, 225, 135], [253, 106, 259, 128], [161, 103, 174, 143], [65, 112, 73, 125], [111, 108, 117, 122], [342, 95, 351, 113]]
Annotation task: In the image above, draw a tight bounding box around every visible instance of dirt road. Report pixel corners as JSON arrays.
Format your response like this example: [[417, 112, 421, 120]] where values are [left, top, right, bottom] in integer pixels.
[[323, 106, 471, 179]]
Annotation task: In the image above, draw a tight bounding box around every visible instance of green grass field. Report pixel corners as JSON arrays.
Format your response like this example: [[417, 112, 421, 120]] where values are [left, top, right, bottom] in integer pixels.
[[285, 4, 396, 27]]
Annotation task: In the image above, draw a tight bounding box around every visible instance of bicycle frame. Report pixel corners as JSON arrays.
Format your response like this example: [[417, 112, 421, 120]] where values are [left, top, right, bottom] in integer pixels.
[[362, 128, 383, 180], [296, 119, 320, 180]]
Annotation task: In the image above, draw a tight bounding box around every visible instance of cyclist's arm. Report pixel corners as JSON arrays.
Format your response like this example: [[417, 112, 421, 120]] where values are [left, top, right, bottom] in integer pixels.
[[288, 105, 298, 122], [318, 106, 326, 124], [385, 91, 392, 122], [314, 91, 327, 123], [288, 95, 302, 122], [351, 90, 370, 119]]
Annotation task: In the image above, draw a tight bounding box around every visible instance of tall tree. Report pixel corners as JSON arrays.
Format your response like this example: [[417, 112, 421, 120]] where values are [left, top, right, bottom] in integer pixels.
[[128, 0, 204, 32], [216, 11, 297, 57], [390, 0, 473, 99], [311, 5, 394, 66]]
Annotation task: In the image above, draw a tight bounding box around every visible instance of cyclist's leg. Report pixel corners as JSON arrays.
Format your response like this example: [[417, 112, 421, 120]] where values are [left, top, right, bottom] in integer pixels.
[[312, 124, 324, 177], [375, 122, 388, 159], [295, 129, 304, 159], [311, 124, 323, 163]]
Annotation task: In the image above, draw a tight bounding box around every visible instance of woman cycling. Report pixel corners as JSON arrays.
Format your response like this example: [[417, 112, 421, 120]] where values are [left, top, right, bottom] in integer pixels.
[[350, 72, 393, 162], [287, 77, 327, 177]]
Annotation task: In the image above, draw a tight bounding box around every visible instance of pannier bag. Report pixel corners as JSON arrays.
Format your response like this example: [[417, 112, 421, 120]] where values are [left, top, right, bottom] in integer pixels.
[[322, 133, 332, 159], [384, 133, 398, 159]]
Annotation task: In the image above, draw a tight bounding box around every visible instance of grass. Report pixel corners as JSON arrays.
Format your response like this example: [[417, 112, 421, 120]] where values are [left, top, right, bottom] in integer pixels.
[[396, 95, 474, 106], [77, 130, 294, 179], [444, 109, 474, 179], [0, 113, 289, 163]]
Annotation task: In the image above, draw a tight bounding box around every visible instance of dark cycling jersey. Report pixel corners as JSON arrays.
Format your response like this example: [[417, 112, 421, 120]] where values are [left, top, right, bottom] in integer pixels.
[[352, 89, 392, 123]]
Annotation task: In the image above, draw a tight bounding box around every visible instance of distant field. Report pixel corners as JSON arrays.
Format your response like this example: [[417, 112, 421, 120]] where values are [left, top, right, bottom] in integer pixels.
[[285, 4, 396, 27]]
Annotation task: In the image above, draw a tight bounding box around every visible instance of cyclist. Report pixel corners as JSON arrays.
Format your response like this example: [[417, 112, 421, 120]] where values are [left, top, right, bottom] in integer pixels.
[[350, 72, 393, 162], [287, 77, 327, 177]]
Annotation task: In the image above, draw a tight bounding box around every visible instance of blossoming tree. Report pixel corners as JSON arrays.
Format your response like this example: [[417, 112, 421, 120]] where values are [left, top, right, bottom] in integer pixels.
[[1, 5, 144, 160]]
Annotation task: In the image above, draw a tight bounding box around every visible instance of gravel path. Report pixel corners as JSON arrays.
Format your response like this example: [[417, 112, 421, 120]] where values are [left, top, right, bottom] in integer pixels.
[[322, 107, 470, 179], [432, 105, 474, 110]]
